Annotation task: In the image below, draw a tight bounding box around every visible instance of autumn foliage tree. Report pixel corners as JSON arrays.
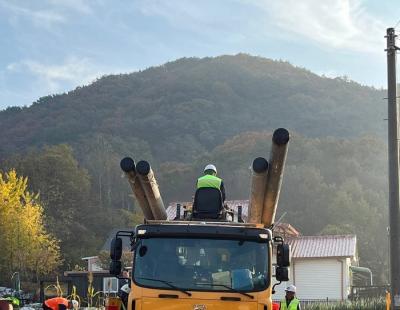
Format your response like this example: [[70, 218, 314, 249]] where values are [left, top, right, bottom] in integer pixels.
[[0, 170, 61, 284]]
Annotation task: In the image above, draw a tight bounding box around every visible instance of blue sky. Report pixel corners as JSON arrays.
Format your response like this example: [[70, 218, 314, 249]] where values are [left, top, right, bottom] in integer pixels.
[[1, 0, 399, 110]]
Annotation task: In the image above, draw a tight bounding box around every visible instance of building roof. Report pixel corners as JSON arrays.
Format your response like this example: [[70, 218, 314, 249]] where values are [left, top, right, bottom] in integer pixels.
[[81, 256, 99, 260], [274, 223, 300, 238], [288, 235, 357, 258], [64, 271, 111, 277]]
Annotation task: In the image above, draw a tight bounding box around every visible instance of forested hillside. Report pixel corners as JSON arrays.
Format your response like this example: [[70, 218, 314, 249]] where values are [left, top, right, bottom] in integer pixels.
[[0, 54, 389, 282], [0, 54, 385, 160]]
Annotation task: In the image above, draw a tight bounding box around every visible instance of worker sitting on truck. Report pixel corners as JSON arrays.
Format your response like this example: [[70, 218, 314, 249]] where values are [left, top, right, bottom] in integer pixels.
[[280, 285, 301, 310], [197, 164, 226, 202]]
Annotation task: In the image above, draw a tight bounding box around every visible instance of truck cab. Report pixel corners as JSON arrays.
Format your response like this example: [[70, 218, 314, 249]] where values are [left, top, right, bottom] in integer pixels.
[[133, 221, 270, 309], [110, 221, 290, 310]]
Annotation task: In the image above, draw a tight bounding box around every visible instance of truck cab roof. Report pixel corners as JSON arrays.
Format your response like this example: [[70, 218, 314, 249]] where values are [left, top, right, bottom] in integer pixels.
[[135, 220, 272, 241]]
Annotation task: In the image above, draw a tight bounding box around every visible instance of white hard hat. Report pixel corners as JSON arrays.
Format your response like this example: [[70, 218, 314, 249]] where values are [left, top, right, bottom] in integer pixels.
[[285, 284, 296, 293], [204, 164, 217, 174], [120, 284, 130, 294]]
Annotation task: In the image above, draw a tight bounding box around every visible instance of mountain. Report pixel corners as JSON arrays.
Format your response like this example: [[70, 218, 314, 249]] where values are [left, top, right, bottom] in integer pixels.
[[0, 54, 385, 162]]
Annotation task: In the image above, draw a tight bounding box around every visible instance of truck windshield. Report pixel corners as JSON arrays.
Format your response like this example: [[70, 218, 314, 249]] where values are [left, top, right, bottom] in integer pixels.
[[133, 237, 269, 292]]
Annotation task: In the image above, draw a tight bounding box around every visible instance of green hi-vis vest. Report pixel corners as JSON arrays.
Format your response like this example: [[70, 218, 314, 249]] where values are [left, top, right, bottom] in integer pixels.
[[280, 298, 300, 310], [197, 174, 222, 190]]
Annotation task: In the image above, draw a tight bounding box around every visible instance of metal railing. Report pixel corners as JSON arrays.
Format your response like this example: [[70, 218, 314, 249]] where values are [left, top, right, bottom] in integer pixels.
[[349, 285, 389, 300]]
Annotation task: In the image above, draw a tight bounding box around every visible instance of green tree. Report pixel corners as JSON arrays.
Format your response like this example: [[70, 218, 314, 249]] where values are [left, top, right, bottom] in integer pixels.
[[2, 145, 95, 267], [0, 170, 61, 284]]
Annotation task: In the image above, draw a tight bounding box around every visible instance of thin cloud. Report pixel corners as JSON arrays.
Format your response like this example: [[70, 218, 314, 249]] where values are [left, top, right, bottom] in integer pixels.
[[46, 0, 94, 15], [0, 0, 94, 29], [252, 0, 385, 54], [133, 0, 250, 42], [0, 1, 66, 27], [7, 57, 109, 93], [134, 0, 385, 53], [2, 57, 136, 108]]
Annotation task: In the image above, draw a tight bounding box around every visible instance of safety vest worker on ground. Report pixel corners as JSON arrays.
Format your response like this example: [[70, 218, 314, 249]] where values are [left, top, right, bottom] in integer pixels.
[[280, 285, 301, 310], [197, 164, 226, 201]]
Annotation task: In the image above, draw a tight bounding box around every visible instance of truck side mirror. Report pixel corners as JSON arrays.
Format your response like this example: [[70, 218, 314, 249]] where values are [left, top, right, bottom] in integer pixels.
[[275, 266, 289, 282], [277, 243, 290, 267], [110, 237, 123, 260], [109, 260, 122, 276]]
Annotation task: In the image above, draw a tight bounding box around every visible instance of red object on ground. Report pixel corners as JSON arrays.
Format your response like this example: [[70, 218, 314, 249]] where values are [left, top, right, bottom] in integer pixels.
[[106, 297, 122, 310], [273, 302, 280, 310], [44, 297, 69, 310]]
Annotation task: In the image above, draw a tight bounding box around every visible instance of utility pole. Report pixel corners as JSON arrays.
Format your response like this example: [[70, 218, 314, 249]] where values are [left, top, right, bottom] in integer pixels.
[[386, 27, 400, 310]]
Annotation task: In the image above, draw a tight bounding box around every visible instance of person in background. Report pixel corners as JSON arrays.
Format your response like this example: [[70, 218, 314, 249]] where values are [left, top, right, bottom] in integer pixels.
[[0, 296, 20, 310], [280, 285, 300, 310], [122, 268, 129, 278], [119, 268, 130, 288], [118, 284, 130, 310], [118, 268, 131, 309]]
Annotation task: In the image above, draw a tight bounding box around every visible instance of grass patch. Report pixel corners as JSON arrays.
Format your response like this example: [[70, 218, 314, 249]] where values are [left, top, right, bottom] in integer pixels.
[[303, 298, 386, 310]]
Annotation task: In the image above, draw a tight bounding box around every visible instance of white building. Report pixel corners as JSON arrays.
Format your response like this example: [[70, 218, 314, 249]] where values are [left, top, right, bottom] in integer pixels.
[[272, 234, 357, 301], [81, 256, 102, 272]]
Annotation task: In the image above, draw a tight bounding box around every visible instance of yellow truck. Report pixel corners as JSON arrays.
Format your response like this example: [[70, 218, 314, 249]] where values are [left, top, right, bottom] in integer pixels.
[[110, 128, 291, 310]]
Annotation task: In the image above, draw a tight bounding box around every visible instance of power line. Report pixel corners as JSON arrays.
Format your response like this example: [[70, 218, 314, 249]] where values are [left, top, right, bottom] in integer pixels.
[[395, 19, 400, 29]]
